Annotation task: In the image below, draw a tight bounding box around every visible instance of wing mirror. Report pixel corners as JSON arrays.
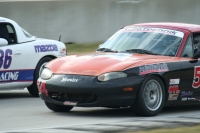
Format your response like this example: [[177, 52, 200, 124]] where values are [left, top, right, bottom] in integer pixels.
[[0, 38, 8, 46], [99, 43, 103, 48]]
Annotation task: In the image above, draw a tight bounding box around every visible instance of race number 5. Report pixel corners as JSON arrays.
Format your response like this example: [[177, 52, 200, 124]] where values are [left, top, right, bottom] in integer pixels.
[[0, 49, 12, 69], [193, 66, 200, 88]]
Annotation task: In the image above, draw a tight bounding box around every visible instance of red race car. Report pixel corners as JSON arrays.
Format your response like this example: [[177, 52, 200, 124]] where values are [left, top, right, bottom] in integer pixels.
[[38, 23, 200, 116]]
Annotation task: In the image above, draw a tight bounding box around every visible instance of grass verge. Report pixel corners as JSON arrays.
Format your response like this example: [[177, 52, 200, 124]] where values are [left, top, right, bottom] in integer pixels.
[[66, 43, 101, 55]]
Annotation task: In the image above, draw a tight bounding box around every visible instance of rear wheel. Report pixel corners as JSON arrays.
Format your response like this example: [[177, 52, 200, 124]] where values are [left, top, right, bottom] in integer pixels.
[[45, 101, 73, 112], [27, 57, 53, 97], [133, 76, 165, 116]]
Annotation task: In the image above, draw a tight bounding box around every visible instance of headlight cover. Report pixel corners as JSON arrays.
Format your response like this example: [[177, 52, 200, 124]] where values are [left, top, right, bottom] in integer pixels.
[[40, 68, 52, 80], [98, 72, 127, 81]]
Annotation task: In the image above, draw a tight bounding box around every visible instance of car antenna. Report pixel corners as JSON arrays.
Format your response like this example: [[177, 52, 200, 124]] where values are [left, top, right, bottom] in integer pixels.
[[59, 35, 61, 41]]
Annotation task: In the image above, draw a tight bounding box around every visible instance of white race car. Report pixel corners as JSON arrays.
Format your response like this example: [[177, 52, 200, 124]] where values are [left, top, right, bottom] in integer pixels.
[[0, 17, 66, 97]]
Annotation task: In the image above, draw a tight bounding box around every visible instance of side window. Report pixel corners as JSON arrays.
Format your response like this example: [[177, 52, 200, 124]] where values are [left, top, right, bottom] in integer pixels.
[[6, 24, 17, 44], [181, 35, 193, 58], [0, 23, 17, 45], [193, 33, 200, 52]]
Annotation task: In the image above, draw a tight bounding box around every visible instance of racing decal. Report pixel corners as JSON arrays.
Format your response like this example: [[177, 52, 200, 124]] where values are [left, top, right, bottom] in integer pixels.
[[182, 97, 200, 102], [180, 91, 193, 97], [192, 66, 200, 88], [195, 97, 200, 101], [187, 97, 196, 101], [0, 71, 18, 81], [0, 49, 12, 69], [139, 63, 168, 75], [168, 85, 180, 94], [181, 97, 187, 101], [60, 48, 66, 55], [168, 94, 178, 100], [63, 101, 77, 106], [60, 77, 78, 82], [0, 69, 34, 82], [169, 79, 180, 85], [168, 85, 180, 100], [34, 44, 58, 53], [37, 81, 48, 96], [90, 53, 132, 61], [124, 27, 184, 38]]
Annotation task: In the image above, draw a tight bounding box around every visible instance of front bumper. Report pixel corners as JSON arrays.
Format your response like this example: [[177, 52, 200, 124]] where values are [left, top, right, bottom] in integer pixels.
[[38, 74, 143, 107]]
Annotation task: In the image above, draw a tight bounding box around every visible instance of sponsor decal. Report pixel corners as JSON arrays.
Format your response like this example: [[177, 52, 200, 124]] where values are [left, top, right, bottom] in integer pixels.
[[187, 97, 196, 101], [60, 48, 66, 55], [169, 79, 180, 85], [195, 97, 200, 101], [61, 77, 78, 82], [181, 97, 187, 101], [0, 69, 34, 82], [182, 97, 200, 102], [63, 101, 77, 106], [192, 66, 200, 88], [168, 85, 180, 94], [180, 91, 193, 97], [90, 53, 132, 61], [168, 93, 178, 100], [124, 27, 184, 38], [139, 63, 168, 75], [34, 44, 58, 53], [0, 71, 19, 81], [37, 81, 48, 96], [168, 85, 180, 100]]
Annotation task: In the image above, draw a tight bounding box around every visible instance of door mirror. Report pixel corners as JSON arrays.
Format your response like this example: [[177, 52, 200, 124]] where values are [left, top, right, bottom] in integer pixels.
[[99, 43, 103, 48], [0, 38, 8, 46], [193, 49, 200, 59]]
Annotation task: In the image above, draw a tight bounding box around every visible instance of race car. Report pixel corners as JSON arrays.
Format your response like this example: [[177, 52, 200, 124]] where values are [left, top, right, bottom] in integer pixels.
[[0, 17, 66, 97], [38, 22, 200, 116]]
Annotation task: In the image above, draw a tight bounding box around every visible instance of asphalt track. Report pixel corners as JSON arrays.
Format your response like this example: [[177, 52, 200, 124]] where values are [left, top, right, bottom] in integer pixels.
[[1, 89, 200, 133]]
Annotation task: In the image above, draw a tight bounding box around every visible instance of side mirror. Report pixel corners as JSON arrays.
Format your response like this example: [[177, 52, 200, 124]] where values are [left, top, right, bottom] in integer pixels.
[[193, 49, 200, 59], [99, 43, 103, 48], [0, 38, 8, 46]]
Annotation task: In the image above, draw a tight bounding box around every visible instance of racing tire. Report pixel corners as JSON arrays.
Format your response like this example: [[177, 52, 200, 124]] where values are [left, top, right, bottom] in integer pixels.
[[133, 76, 165, 116], [45, 101, 73, 112], [27, 57, 53, 97]]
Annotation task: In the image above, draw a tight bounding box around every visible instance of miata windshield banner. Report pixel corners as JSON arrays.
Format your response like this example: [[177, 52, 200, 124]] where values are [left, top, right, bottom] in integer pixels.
[[124, 27, 184, 38]]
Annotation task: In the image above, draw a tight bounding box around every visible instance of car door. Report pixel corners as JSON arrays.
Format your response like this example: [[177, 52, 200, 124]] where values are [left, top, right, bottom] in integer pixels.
[[179, 34, 200, 102], [0, 23, 28, 90]]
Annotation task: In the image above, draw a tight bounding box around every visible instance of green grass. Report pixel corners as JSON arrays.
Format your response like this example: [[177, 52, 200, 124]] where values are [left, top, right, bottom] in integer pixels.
[[65, 43, 101, 55], [123, 124, 200, 133]]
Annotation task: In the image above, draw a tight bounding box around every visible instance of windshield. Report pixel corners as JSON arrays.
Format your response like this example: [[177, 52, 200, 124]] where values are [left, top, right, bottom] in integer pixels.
[[99, 27, 184, 56]]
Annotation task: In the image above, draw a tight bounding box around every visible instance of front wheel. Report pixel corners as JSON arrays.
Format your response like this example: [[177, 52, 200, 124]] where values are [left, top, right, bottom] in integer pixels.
[[45, 102, 73, 112], [133, 76, 165, 116], [28, 57, 53, 97]]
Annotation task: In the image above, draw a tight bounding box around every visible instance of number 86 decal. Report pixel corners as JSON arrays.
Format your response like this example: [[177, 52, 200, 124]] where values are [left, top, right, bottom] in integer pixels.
[[0, 49, 12, 69]]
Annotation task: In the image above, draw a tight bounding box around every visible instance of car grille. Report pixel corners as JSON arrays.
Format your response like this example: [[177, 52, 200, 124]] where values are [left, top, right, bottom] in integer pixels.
[[49, 92, 98, 103]]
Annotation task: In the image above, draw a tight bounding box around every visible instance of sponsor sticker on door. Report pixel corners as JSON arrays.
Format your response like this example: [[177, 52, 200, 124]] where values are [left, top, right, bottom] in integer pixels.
[[169, 79, 180, 85]]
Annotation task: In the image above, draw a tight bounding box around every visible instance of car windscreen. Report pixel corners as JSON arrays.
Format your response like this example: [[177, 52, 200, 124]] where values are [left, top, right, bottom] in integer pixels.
[[99, 27, 184, 56]]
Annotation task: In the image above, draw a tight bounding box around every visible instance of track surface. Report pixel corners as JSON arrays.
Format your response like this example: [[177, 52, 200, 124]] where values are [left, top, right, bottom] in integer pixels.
[[1, 89, 200, 133]]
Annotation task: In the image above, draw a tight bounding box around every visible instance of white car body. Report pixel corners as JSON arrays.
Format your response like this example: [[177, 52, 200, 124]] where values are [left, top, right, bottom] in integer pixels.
[[0, 17, 66, 96]]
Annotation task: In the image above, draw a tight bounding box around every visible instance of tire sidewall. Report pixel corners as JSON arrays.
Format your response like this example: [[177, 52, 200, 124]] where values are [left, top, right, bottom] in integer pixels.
[[27, 57, 53, 97]]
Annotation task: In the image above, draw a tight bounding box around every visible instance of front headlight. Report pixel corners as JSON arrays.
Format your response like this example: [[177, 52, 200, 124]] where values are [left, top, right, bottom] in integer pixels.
[[98, 72, 127, 81], [40, 68, 52, 80]]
